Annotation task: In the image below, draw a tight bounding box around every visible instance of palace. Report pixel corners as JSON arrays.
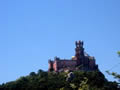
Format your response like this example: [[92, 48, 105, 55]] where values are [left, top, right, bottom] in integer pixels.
[[48, 40, 98, 72]]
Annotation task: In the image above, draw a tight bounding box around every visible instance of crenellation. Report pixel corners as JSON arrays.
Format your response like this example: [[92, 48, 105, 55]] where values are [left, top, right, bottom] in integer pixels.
[[48, 41, 98, 72]]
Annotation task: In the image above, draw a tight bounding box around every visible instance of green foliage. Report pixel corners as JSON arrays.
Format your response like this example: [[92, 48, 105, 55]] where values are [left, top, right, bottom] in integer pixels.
[[106, 71, 120, 82], [29, 72, 36, 76], [106, 51, 120, 84], [78, 77, 89, 90], [0, 69, 119, 90], [117, 51, 120, 56]]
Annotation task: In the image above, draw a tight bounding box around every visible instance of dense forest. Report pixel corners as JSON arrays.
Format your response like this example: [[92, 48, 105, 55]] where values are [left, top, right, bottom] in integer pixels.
[[0, 69, 119, 90]]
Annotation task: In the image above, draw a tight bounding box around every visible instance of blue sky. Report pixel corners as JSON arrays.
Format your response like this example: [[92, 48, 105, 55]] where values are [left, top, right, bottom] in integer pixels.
[[0, 0, 120, 84]]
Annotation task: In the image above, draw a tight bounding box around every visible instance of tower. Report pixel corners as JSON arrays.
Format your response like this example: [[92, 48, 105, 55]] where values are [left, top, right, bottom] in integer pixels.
[[48, 60, 54, 71], [75, 40, 85, 65]]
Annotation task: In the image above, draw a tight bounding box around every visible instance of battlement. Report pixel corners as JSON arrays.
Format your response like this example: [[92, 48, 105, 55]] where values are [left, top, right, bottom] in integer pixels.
[[75, 40, 84, 48], [48, 41, 98, 72]]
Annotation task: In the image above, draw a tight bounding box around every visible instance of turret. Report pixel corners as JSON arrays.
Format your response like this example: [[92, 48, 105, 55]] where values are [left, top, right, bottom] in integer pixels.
[[48, 60, 53, 71], [75, 40, 84, 60]]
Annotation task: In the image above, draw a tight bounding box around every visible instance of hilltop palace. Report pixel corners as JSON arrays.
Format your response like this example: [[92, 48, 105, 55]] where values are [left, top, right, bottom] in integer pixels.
[[48, 40, 98, 72]]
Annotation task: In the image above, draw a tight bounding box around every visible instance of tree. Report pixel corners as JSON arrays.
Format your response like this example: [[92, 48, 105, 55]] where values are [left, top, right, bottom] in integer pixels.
[[29, 72, 36, 76], [0, 69, 118, 90], [78, 77, 89, 90], [106, 51, 120, 87], [117, 51, 120, 57]]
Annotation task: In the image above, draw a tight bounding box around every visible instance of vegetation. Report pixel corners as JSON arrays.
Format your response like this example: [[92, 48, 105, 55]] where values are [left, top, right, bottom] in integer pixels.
[[117, 51, 120, 57], [0, 69, 119, 90], [106, 51, 120, 87]]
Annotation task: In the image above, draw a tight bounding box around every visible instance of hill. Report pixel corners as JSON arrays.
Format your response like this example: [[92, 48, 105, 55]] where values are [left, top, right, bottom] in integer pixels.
[[0, 69, 118, 90]]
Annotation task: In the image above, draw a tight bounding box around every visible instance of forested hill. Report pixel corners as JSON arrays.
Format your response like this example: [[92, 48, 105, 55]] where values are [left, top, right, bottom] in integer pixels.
[[0, 70, 119, 90]]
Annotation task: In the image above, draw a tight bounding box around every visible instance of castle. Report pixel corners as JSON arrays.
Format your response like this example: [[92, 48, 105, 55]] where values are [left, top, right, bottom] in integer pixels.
[[48, 40, 98, 72]]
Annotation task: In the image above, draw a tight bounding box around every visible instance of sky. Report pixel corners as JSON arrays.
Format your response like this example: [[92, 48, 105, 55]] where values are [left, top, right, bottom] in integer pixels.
[[0, 0, 120, 84]]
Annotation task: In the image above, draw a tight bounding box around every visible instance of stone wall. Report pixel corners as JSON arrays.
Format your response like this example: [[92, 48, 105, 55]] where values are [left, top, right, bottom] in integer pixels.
[[57, 60, 77, 68], [48, 41, 98, 72]]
